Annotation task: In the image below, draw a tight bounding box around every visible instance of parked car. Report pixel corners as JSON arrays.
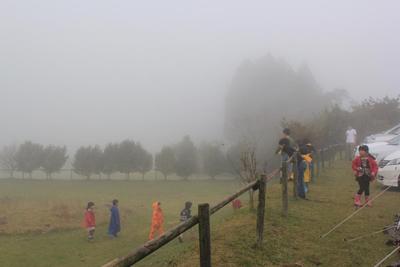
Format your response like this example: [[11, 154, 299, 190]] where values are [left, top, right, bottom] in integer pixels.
[[377, 150, 400, 188], [355, 135, 400, 163], [364, 123, 400, 143]]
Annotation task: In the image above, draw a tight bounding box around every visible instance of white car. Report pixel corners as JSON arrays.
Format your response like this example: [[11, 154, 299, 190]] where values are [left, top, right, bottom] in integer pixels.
[[355, 135, 400, 163], [364, 123, 400, 143], [377, 150, 400, 187]]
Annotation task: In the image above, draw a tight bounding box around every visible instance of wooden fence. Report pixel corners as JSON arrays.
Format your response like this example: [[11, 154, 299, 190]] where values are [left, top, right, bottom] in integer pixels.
[[280, 144, 344, 216], [102, 171, 277, 267], [103, 144, 344, 267]]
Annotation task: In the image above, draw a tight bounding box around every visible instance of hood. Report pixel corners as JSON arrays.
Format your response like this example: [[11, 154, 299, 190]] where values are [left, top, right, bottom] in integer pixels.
[[152, 202, 160, 210], [383, 150, 400, 161]]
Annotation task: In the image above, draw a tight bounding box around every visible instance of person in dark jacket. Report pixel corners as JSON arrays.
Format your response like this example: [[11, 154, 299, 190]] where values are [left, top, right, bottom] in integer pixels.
[[108, 199, 121, 238], [178, 201, 192, 242], [276, 128, 297, 181], [352, 145, 378, 207]]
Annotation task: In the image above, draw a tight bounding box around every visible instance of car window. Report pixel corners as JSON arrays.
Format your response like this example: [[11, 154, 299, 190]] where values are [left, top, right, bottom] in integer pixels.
[[388, 125, 400, 134], [388, 135, 400, 145]]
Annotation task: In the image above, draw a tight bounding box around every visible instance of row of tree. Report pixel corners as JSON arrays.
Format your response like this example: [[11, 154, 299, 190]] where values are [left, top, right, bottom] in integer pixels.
[[0, 136, 235, 180], [0, 142, 68, 179], [283, 96, 400, 148]]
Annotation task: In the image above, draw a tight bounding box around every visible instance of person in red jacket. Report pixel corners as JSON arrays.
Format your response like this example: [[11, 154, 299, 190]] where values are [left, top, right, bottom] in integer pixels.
[[149, 201, 164, 240], [83, 201, 96, 241], [352, 145, 378, 207]]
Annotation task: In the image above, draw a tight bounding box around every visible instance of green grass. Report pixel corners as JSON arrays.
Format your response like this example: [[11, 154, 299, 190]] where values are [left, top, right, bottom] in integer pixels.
[[0, 176, 244, 267], [175, 161, 400, 267], [1, 161, 399, 267]]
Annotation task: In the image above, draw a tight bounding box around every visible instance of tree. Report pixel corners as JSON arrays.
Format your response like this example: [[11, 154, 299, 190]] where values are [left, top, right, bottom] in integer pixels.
[[200, 143, 226, 179], [15, 141, 44, 179], [116, 140, 138, 180], [137, 145, 153, 180], [174, 135, 197, 180], [41, 145, 68, 179], [155, 146, 176, 180], [0, 144, 18, 178], [73, 145, 103, 180], [102, 143, 119, 179]]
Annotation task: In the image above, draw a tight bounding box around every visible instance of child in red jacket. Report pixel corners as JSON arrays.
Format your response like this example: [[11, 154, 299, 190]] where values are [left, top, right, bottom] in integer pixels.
[[352, 145, 378, 207], [84, 202, 96, 241]]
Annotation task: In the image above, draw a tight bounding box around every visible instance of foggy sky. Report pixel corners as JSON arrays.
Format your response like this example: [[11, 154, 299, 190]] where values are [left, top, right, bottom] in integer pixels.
[[1, 0, 399, 153]]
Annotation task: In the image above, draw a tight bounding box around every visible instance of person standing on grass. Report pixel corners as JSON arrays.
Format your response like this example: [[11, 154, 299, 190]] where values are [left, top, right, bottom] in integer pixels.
[[83, 201, 96, 241], [346, 126, 357, 160], [276, 128, 296, 180], [108, 199, 121, 238], [352, 145, 378, 207], [178, 201, 192, 243], [149, 201, 164, 240], [296, 150, 307, 199], [304, 138, 316, 181]]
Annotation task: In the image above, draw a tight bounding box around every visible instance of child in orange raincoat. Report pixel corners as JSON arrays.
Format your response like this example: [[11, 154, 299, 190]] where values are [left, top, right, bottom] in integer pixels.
[[149, 201, 164, 240]]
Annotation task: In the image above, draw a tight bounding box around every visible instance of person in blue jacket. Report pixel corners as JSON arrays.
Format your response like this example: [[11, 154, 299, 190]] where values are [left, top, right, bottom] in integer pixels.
[[108, 199, 121, 238]]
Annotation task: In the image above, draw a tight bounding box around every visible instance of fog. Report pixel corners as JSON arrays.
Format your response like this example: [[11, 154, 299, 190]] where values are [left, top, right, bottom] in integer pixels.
[[1, 0, 399, 153]]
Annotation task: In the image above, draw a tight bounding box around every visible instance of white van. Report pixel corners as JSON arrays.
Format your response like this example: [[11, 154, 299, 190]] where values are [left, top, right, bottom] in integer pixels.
[[377, 150, 400, 187]]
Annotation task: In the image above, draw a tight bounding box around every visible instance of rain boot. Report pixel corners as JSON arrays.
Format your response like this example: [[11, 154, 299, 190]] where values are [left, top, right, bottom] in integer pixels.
[[354, 194, 362, 207], [365, 196, 372, 207]]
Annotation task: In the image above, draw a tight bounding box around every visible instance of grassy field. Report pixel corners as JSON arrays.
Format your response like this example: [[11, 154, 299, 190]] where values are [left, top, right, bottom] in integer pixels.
[[175, 161, 400, 267], [0, 174, 243, 267], [0, 161, 399, 267]]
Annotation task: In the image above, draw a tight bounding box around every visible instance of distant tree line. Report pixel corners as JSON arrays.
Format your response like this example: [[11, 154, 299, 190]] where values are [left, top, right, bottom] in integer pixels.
[[0, 136, 237, 180], [282, 96, 400, 147]]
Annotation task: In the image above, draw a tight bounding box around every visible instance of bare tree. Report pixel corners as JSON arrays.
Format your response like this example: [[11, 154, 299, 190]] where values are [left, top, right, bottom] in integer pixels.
[[239, 142, 258, 210], [0, 144, 18, 178]]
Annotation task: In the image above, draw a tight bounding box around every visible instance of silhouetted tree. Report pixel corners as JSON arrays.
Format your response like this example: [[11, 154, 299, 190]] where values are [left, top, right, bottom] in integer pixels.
[[73, 145, 102, 180], [137, 145, 153, 180], [0, 144, 18, 178], [155, 146, 176, 180], [200, 143, 226, 179], [102, 143, 119, 179], [41, 145, 68, 179], [15, 141, 43, 179], [175, 135, 197, 180], [117, 140, 138, 180]]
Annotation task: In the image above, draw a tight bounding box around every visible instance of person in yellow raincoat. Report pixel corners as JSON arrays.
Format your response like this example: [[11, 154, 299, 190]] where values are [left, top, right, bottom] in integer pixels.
[[302, 153, 313, 193], [149, 201, 164, 240]]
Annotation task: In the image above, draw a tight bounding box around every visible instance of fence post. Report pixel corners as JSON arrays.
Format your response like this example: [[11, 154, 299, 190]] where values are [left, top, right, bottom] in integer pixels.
[[281, 161, 288, 217], [292, 153, 298, 199], [256, 174, 266, 247], [321, 149, 325, 169], [316, 150, 320, 179], [339, 144, 343, 160], [198, 203, 211, 267]]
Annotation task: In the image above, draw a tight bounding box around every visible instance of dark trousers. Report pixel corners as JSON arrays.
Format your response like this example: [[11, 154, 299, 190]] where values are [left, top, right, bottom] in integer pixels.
[[297, 161, 306, 199], [357, 175, 370, 196]]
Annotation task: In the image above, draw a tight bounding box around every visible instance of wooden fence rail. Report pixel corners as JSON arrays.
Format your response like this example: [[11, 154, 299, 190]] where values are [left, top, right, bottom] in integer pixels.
[[103, 144, 344, 267], [102, 173, 274, 267]]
